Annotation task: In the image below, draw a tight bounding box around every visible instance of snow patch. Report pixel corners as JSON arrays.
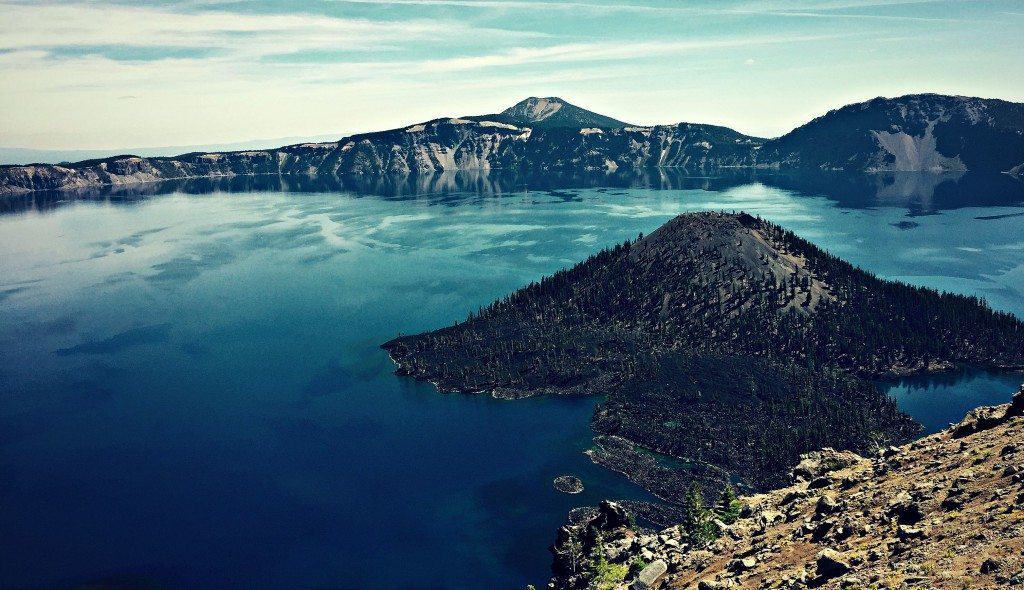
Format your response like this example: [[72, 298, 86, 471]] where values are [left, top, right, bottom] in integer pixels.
[[580, 128, 604, 135], [478, 120, 520, 130], [405, 124, 426, 133]]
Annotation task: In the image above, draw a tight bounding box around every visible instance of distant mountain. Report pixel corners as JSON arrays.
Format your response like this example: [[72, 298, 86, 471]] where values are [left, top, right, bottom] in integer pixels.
[[2, 94, 1022, 196], [382, 212, 1023, 491], [0, 134, 346, 166], [762, 94, 1024, 173], [475, 96, 633, 129]]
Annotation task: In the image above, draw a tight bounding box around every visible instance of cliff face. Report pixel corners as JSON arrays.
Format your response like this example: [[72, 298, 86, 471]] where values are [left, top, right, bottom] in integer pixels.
[[4, 94, 1021, 196], [0, 144, 338, 195], [0, 118, 762, 196], [551, 385, 1024, 590]]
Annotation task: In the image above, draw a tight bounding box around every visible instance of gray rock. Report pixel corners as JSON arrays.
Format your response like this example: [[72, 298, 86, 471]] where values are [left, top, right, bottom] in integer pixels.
[[886, 492, 925, 524], [816, 549, 852, 580], [897, 525, 927, 542], [631, 559, 667, 589], [814, 495, 839, 518]]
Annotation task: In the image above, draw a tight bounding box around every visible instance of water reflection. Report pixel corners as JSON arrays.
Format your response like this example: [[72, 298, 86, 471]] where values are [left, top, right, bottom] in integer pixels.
[[3, 169, 1022, 216], [884, 367, 1023, 434]]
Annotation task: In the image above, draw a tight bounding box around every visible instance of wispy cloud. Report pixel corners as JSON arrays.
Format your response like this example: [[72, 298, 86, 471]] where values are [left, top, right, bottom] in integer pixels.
[[0, 1, 539, 60], [410, 33, 858, 73], [0, 0, 1017, 149], [331, 0, 968, 22]]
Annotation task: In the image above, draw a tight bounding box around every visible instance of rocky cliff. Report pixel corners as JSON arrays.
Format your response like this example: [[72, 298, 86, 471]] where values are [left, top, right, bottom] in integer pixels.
[[550, 384, 1024, 590], [4, 94, 1021, 196]]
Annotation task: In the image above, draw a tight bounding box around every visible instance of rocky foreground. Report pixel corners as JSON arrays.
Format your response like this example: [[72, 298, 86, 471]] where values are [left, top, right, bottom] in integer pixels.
[[551, 385, 1024, 589]]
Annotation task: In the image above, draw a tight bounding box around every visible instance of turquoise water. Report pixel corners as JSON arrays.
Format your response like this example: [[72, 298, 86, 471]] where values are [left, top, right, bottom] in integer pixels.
[[1, 174, 1022, 588]]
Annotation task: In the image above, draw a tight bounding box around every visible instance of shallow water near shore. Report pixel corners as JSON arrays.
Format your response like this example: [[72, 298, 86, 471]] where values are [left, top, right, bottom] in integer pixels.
[[1, 172, 1022, 589]]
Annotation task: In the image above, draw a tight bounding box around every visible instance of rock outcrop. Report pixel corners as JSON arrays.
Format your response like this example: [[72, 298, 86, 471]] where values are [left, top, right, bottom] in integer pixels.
[[550, 385, 1024, 589]]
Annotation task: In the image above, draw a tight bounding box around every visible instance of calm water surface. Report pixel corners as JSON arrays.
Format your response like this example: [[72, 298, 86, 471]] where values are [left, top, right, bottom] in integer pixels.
[[1, 174, 1022, 589]]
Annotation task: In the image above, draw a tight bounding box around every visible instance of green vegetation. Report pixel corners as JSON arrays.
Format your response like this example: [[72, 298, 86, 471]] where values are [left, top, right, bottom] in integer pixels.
[[716, 484, 741, 524], [678, 484, 720, 549], [627, 557, 649, 577], [587, 532, 629, 590]]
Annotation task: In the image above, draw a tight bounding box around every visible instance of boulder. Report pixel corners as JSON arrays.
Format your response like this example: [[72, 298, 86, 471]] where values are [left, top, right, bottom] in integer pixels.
[[816, 549, 852, 580], [897, 525, 927, 542], [631, 559, 667, 589], [980, 557, 1003, 574], [814, 495, 839, 518], [792, 449, 862, 483], [886, 492, 925, 524], [1008, 385, 1024, 417], [727, 556, 757, 572], [594, 500, 631, 530]]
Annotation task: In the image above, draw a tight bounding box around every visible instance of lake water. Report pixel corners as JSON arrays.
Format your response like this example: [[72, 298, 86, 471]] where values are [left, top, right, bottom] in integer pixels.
[[1, 172, 1022, 589]]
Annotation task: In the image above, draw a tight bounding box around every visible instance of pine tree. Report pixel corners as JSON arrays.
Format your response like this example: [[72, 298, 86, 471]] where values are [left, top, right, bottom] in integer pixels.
[[715, 484, 741, 524], [678, 483, 719, 548]]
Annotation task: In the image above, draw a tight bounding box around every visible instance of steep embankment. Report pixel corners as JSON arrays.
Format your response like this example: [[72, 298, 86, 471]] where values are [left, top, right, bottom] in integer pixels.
[[4, 94, 1021, 196], [551, 385, 1024, 590], [383, 212, 1024, 495]]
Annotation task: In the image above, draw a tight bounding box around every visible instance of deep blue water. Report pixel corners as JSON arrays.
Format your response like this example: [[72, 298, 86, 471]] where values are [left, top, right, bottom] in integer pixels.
[[1, 173, 1022, 589]]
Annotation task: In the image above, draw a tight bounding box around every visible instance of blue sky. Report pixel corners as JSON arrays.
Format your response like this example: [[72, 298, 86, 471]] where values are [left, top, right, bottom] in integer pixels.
[[1, 0, 1022, 149]]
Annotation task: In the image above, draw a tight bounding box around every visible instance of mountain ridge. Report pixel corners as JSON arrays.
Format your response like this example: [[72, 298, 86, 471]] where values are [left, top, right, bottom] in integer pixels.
[[2, 93, 1022, 196]]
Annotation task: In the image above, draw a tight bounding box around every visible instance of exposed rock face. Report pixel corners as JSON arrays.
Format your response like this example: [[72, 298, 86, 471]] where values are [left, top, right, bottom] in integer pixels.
[[4, 94, 1021, 196], [550, 386, 1024, 589]]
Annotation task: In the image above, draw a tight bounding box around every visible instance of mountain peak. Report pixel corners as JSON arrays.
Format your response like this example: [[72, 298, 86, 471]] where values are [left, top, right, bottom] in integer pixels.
[[502, 97, 569, 122], [497, 96, 631, 129]]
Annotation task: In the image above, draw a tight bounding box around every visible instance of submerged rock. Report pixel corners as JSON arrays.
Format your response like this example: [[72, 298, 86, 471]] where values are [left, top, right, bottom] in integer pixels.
[[553, 475, 584, 494]]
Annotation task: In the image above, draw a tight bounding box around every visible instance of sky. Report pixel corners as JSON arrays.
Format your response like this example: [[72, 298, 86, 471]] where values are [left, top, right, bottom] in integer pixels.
[[1, 0, 1022, 150]]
